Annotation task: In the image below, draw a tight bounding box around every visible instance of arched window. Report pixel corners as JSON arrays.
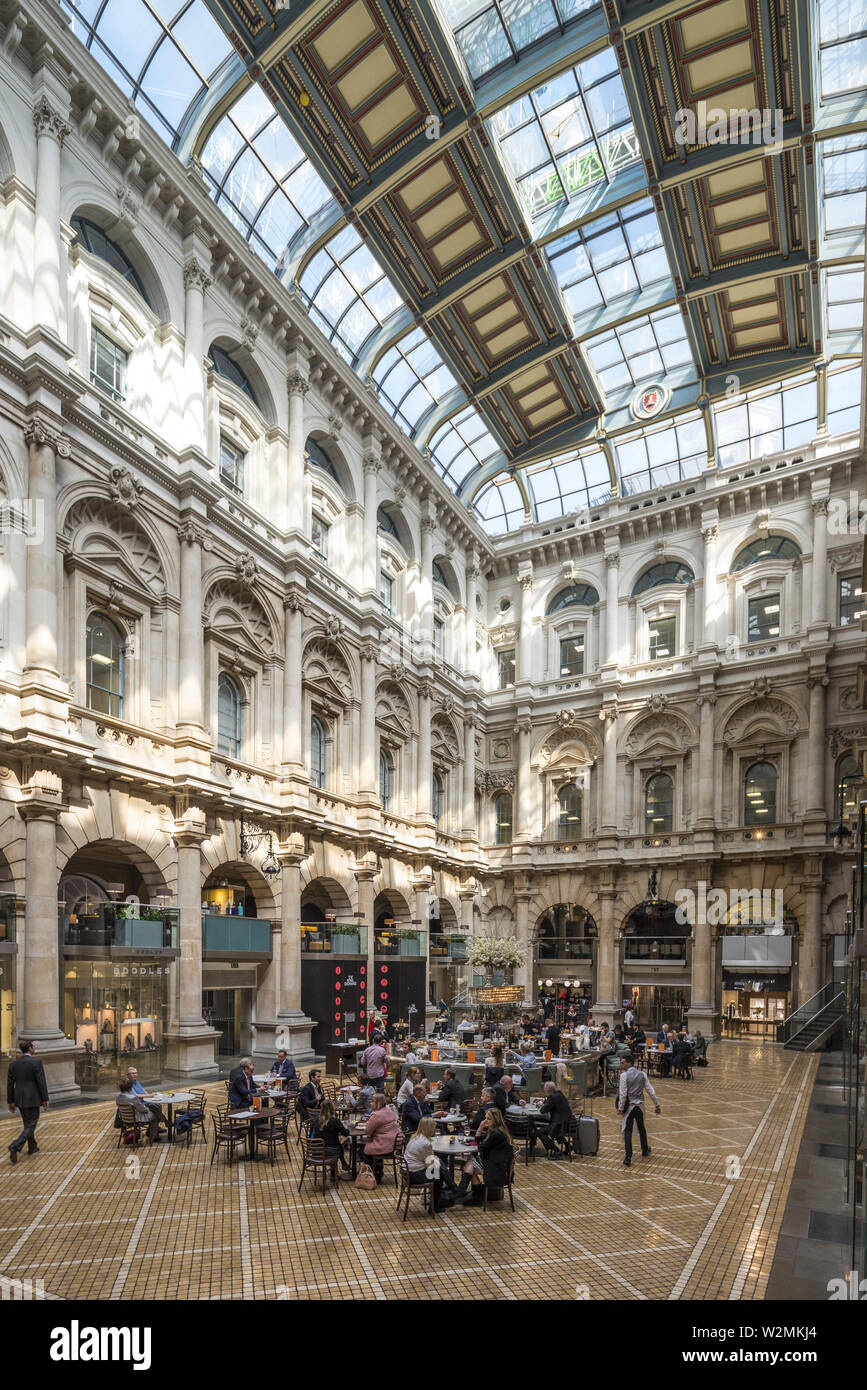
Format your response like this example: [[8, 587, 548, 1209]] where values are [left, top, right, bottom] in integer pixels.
[[71, 217, 151, 306], [494, 793, 513, 845], [306, 435, 340, 483], [731, 536, 801, 572], [836, 754, 860, 819], [546, 582, 600, 614], [558, 785, 582, 841], [209, 344, 259, 406], [432, 560, 453, 594], [376, 505, 400, 540], [432, 772, 444, 826], [86, 613, 124, 718], [311, 716, 327, 789], [217, 674, 242, 759], [632, 561, 694, 597], [644, 773, 674, 833], [379, 749, 393, 811], [744, 761, 777, 825]]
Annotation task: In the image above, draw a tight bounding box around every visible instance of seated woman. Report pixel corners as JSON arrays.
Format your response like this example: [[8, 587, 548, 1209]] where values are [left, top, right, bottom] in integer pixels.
[[115, 1079, 161, 1143], [693, 1031, 708, 1064], [456, 1108, 514, 1207], [359, 1094, 400, 1183], [310, 1101, 350, 1171], [403, 1116, 459, 1211], [347, 1082, 376, 1118], [396, 1066, 423, 1109], [484, 1045, 505, 1088]]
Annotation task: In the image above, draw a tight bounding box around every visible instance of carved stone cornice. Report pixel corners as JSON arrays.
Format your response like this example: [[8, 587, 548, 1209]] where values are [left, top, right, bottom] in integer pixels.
[[33, 96, 71, 146]]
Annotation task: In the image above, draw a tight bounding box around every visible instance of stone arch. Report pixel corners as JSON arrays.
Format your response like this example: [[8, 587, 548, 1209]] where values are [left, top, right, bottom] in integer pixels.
[[304, 425, 356, 502], [57, 835, 173, 903], [201, 857, 278, 917], [534, 722, 599, 768], [302, 634, 357, 705], [66, 196, 173, 324], [56, 790, 177, 892], [61, 493, 173, 598], [374, 887, 412, 928], [207, 332, 277, 427], [376, 679, 416, 739], [720, 524, 809, 575], [622, 548, 697, 597], [623, 707, 696, 758], [486, 903, 515, 937], [376, 499, 415, 560], [432, 553, 463, 604], [0, 432, 26, 500], [431, 711, 461, 766], [204, 576, 279, 657], [722, 694, 802, 746], [540, 573, 601, 616], [300, 874, 355, 920]]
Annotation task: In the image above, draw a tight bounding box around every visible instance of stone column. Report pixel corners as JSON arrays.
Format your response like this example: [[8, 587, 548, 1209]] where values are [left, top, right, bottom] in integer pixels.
[[810, 490, 830, 628], [604, 541, 620, 667], [600, 705, 618, 833], [412, 871, 434, 1030], [462, 714, 477, 840], [465, 552, 480, 675], [32, 97, 70, 335], [286, 371, 309, 533], [18, 768, 81, 1099], [518, 563, 533, 682], [417, 680, 433, 824], [354, 853, 377, 1028], [805, 674, 829, 821], [164, 808, 219, 1077], [359, 641, 379, 803], [182, 257, 211, 452], [688, 865, 717, 1033], [176, 519, 206, 738], [419, 513, 435, 652], [514, 886, 532, 1004], [362, 452, 381, 594], [282, 592, 306, 771], [23, 421, 68, 681], [800, 880, 824, 1006], [594, 882, 619, 1020], [459, 885, 475, 932], [514, 716, 533, 841], [701, 517, 719, 648], [275, 836, 315, 1060], [694, 692, 717, 827]]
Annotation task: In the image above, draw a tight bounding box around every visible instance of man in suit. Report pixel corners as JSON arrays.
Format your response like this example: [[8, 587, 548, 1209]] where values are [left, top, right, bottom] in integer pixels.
[[545, 1022, 561, 1057], [271, 1050, 297, 1084], [537, 1081, 572, 1158], [228, 1059, 263, 1111], [401, 1086, 432, 1136], [297, 1069, 324, 1121], [496, 1075, 525, 1114], [7, 1040, 49, 1163], [436, 1068, 465, 1111], [469, 1087, 497, 1132]]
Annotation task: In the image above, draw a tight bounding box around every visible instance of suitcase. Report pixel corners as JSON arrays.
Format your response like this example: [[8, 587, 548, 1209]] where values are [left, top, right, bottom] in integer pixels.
[[577, 1114, 600, 1156]]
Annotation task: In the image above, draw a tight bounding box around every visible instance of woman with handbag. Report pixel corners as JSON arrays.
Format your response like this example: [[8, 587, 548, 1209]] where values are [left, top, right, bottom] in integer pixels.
[[310, 1101, 350, 1173], [359, 1094, 400, 1184]]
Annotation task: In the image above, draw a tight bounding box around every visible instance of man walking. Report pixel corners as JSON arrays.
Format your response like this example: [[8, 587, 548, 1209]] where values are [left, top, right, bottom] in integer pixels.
[[7, 1040, 49, 1164], [617, 1054, 660, 1167]]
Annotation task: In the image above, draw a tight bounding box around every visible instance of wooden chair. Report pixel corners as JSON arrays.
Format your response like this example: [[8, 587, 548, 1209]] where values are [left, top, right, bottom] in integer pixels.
[[209, 1113, 248, 1165], [256, 1110, 293, 1164], [504, 1113, 534, 1166], [178, 1089, 207, 1146], [298, 1137, 340, 1192], [116, 1104, 146, 1149], [482, 1157, 516, 1212], [396, 1157, 437, 1219]]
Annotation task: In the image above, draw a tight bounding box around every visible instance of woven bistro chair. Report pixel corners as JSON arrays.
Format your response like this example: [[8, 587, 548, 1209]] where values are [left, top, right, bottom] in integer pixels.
[[116, 1104, 146, 1149], [396, 1157, 437, 1220], [210, 1112, 248, 1165], [298, 1136, 340, 1193], [256, 1109, 293, 1165], [178, 1089, 207, 1146], [504, 1112, 534, 1166], [482, 1156, 516, 1213]]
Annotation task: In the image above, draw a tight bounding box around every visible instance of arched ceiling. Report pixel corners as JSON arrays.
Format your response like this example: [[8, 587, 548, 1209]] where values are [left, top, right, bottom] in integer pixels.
[[63, 0, 865, 534]]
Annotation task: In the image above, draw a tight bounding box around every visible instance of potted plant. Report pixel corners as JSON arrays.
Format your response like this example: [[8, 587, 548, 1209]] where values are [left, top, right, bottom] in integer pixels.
[[468, 935, 526, 987]]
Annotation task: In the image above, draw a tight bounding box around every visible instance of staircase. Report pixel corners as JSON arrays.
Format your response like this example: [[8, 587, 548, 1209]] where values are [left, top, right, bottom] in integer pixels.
[[782, 982, 845, 1051]]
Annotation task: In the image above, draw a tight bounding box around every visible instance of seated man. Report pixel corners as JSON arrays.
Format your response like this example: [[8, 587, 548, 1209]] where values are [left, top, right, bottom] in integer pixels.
[[401, 1085, 433, 1136], [125, 1067, 166, 1133], [436, 1067, 466, 1112], [495, 1075, 526, 1114], [271, 1050, 297, 1085], [469, 1087, 498, 1132], [115, 1078, 161, 1142], [297, 1069, 325, 1121], [537, 1081, 572, 1158], [228, 1059, 263, 1112]]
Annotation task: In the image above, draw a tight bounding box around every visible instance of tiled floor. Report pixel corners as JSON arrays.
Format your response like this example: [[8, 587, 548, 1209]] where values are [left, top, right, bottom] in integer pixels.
[[0, 1042, 819, 1301]]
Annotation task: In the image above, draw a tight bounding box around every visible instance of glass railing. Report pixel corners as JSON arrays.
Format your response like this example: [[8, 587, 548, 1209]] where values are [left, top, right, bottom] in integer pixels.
[[374, 930, 426, 958], [535, 938, 594, 960], [781, 980, 844, 1044], [430, 934, 469, 962], [300, 923, 368, 955], [0, 893, 21, 944], [623, 936, 688, 961], [202, 916, 272, 953], [62, 904, 179, 949]]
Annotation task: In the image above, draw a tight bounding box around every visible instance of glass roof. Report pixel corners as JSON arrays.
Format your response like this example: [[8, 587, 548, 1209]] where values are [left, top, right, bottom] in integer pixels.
[[372, 326, 458, 435], [818, 0, 867, 99], [62, 0, 232, 145], [438, 0, 598, 82], [472, 473, 528, 534], [525, 446, 611, 520], [489, 48, 640, 221], [199, 86, 333, 271], [825, 267, 865, 335], [546, 199, 672, 322], [715, 374, 818, 468], [298, 226, 405, 366], [429, 406, 501, 490], [584, 307, 695, 396], [615, 411, 706, 496], [822, 133, 867, 234], [826, 361, 863, 434]]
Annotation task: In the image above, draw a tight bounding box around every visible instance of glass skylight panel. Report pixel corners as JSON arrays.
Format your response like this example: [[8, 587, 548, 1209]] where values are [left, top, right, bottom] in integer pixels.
[[438, 0, 597, 82], [298, 227, 404, 365], [825, 267, 865, 333], [372, 327, 458, 435], [527, 447, 611, 520], [584, 307, 694, 395], [201, 86, 332, 272], [489, 50, 639, 220], [546, 200, 670, 321], [818, 0, 867, 98], [714, 376, 817, 467], [61, 0, 232, 146], [473, 475, 527, 534], [827, 362, 863, 433], [822, 135, 867, 233], [429, 407, 500, 491], [615, 412, 705, 495]]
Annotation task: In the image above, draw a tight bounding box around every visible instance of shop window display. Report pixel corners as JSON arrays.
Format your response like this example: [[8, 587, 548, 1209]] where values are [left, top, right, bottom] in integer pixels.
[[64, 961, 170, 1094]]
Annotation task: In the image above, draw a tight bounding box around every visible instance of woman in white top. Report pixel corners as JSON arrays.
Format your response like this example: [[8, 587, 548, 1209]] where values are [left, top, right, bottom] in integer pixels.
[[404, 1116, 458, 1208], [397, 1066, 422, 1108]]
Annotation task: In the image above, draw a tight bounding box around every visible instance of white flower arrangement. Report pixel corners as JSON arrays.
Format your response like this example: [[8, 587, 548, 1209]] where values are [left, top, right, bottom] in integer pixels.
[[467, 935, 526, 972]]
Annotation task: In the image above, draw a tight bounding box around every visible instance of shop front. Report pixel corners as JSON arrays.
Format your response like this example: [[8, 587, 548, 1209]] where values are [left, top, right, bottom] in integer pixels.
[[626, 982, 691, 1032], [63, 959, 172, 1094], [202, 967, 258, 1059], [722, 970, 791, 1039]]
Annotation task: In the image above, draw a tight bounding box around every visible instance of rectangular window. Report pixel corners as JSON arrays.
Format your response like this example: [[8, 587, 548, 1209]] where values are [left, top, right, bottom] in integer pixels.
[[311, 514, 329, 562], [219, 437, 245, 495], [433, 617, 444, 659], [559, 635, 585, 677], [90, 325, 128, 402], [747, 593, 781, 641], [839, 574, 866, 627], [497, 647, 516, 689], [379, 571, 393, 615], [648, 614, 675, 660]]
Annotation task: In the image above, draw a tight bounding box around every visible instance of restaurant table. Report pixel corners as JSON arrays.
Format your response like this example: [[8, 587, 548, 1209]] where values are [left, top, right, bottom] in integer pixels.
[[145, 1091, 195, 1144], [225, 1108, 265, 1158], [346, 1120, 368, 1178], [431, 1136, 478, 1180], [506, 1104, 544, 1118], [433, 1112, 467, 1131]]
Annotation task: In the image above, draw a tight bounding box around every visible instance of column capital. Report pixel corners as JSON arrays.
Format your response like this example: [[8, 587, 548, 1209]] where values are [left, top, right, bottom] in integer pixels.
[[362, 451, 382, 476], [811, 496, 830, 517], [513, 717, 533, 736], [605, 548, 620, 568], [18, 767, 64, 819], [418, 679, 435, 700], [32, 95, 71, 145], [24, 418, 70, 457], [287, 370, 310, 397], [183, 257, 212, 294], [701, 523, 719, 545], [360, 641, 379, 663], [806, 673, 829, 690], [695, 691, 717, 708], [598, 702, 619, 724], [284, 589, 309, 615], [420, 514, 437, 535], [177, 519, 210, 548], [172, 807, 207, 846]]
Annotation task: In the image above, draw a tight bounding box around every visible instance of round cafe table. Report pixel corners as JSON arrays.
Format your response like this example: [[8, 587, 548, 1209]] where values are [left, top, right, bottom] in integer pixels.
[[433, 1112, 467, 1131], [144, 1091, 195, 1143], [431, 1136, 477, 1179], [346, 1120, 368, 1178]]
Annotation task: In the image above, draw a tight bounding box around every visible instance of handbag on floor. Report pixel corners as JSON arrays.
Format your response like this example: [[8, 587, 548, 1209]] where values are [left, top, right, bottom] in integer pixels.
[[354, 1162, 377, 1190]]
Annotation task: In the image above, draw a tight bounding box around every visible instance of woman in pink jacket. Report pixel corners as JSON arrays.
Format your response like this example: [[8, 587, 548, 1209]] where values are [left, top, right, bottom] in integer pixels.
[[359, 1094, 400, 1184]]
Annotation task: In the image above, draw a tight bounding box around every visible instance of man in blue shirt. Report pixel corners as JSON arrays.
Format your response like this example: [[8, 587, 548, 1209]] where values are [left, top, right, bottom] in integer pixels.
[[125, 1068, 166, 1133]]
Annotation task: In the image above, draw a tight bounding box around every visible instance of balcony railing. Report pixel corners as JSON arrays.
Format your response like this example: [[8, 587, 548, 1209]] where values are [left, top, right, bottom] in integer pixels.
[[623, 936, 688, 962], [62, 904, 179, 949], [202, 915, 272, 954], [0, 893, 21, 945], [300, 923, 368, 955], [535, 938, 594, 960], [430, 934, 469, 963], [374, 929, 426, 958]]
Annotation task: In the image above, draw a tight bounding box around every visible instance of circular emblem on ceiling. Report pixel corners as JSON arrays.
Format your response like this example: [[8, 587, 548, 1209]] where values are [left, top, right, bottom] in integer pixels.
[[630, 382, 670, 421]]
